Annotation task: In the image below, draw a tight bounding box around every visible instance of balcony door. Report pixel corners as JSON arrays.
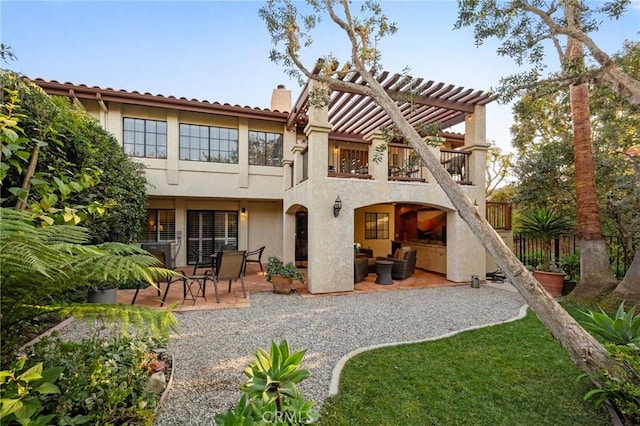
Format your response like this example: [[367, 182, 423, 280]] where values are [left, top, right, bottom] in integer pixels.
[[186, 210, 238, 264]]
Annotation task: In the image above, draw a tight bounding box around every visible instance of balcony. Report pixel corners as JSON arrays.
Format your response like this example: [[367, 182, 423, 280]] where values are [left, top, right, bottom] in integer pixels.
[[388, 144, 426, 182], [440, 149, 471, 184], [323, 142, 474, 185], [328, 143, 371, 179]]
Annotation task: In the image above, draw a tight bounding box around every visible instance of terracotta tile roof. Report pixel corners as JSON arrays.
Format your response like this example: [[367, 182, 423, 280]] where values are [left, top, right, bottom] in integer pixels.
[[31, 78, 289, 121]]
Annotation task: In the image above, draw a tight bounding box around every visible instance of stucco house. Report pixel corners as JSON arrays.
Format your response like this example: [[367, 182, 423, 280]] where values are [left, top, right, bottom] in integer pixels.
[[34, 71, 507, 294]]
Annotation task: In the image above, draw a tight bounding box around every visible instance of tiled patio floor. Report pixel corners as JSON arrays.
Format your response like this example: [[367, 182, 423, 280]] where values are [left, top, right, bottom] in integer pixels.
[[117, 264, 467, 312]]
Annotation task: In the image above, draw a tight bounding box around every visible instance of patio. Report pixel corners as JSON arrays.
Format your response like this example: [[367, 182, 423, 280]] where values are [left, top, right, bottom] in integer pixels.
[[118, 264, 461, 311]]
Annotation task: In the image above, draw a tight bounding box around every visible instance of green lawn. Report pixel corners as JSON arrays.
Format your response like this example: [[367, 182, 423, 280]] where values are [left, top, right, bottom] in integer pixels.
[[320, 312, 610, 425]]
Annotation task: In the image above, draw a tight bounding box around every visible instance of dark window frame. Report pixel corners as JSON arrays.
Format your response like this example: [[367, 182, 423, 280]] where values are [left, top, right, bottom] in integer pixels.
[[142, 209, 175, 242], [365, 212, 389, 240], [179, 123, 239, 163], [249, 130, 283, 166], [123, 118, 167, 158]]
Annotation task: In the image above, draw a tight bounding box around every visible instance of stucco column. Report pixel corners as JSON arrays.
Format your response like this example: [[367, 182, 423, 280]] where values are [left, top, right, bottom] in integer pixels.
[[238, 118, 249, 188], [166, 111, 179, 185], [174, 198, 187, 267], [282, 159, 293, 190], [446, 210, 486, 282], [291, 143, 306, 184], [303, 81, 353, 293], [239, 200, 249, 250], [464, 105, 489, 189], [282, 209, 296, 264], [364, 131, 387, 182], [107, 103, 122, 144]]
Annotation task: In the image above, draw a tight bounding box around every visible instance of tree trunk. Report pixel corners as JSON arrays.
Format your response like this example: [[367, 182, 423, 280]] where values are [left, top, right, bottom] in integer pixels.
[[612, 249, 640, 305], [611, 149, 640, 304], [351, 76, 615, 376], [14, 147, 39, 211], [563, 14, 617, 300]]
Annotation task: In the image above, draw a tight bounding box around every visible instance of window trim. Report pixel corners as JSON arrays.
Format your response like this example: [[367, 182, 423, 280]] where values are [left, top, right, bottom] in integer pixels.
[[365, 212, 389, 240], [143, 209, 175, 242], [179, 123, 239, 163], [123, 117, 167, 159], [248, 130, 283, 167]]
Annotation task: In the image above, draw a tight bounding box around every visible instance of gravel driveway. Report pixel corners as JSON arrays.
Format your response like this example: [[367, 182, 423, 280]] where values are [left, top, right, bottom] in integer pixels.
[[153, 283, 525, 425]]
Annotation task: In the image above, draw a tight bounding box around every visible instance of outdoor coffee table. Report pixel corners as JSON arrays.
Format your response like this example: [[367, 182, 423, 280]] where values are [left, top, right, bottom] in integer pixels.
[[375, 260, 394, 285]]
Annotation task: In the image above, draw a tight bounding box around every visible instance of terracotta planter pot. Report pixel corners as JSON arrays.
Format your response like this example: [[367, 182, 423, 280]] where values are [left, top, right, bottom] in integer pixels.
[[271, 275, 294, 294], [533, 270, 565, 297]]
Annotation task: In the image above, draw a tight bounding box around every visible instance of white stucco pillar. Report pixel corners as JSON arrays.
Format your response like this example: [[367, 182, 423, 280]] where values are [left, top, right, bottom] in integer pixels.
[[238, 118, 249, 188], [107, 103, 122, 144], [166, 111, 179, 185], [364, 131, 387, 182], [282, 209, 296, 264], [291, 143, 306, 184], [446, 210, 486, 282], [303, 81, 353, 293]]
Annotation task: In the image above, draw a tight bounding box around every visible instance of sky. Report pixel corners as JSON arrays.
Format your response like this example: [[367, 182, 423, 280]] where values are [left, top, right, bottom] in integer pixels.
[[1, 1, 639, 153]]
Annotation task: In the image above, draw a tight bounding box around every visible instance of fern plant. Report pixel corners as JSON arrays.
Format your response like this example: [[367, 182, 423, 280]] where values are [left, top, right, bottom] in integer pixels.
[[0, 207, 179, 345]]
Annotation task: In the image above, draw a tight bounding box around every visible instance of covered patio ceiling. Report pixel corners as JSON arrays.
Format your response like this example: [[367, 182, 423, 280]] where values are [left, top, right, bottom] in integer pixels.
[[287, 69, 497, 143]]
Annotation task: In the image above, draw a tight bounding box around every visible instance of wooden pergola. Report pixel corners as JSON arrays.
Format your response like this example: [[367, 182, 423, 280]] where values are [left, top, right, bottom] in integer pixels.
[[287, 69, 496, 144]]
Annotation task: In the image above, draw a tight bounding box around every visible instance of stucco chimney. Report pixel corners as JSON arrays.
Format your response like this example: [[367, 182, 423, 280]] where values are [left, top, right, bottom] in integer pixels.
[[270, 84, 291, 112]]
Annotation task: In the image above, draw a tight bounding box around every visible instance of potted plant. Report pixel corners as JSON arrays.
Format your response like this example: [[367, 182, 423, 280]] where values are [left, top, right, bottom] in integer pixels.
[[518, 206, 573, 297], [265, 256, 304, 294], [87, 281, 118, 304], [560, 252, 580, 295]]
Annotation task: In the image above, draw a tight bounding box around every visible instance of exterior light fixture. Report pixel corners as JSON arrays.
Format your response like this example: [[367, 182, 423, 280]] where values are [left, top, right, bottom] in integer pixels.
[[333, 195, 342, 217], [241, 207, 246, 216]]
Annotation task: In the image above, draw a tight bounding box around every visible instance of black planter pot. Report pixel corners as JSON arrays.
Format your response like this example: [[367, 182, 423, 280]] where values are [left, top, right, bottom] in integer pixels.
[[562, 280, 577, 296], [87, 288, 117, 303]]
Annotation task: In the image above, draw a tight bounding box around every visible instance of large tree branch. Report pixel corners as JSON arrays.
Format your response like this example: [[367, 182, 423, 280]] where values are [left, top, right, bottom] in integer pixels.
[[520, 1, 640, 104]]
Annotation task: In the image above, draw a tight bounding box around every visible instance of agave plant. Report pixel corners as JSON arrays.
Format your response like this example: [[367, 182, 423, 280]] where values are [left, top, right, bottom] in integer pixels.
[[579, 302, 640, 346], [216, 340, 318, 425]]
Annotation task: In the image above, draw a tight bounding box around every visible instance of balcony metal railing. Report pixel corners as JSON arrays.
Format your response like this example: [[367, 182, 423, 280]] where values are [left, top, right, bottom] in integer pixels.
[[323, 143, 473, 185], [328, 147, 371, 179], [440, 149, 471, 184], [387, 144, 426, 182]]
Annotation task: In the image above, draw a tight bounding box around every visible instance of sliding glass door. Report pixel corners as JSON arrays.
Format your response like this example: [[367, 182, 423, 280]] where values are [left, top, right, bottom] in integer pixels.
[[186, 210, 238, 264]]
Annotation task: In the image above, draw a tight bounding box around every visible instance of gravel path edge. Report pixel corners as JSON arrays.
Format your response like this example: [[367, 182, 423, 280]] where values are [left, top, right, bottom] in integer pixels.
[[328, 303, 530, 396]]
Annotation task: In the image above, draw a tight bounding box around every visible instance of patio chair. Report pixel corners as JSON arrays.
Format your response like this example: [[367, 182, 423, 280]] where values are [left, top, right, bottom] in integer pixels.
[[211, 250, 247, 303], [190, 247, 216, 275], [377, 248, 417, 280], [446, 154, 465, 178], [243, 245, 265, 274], [132, 249, 181, 305]]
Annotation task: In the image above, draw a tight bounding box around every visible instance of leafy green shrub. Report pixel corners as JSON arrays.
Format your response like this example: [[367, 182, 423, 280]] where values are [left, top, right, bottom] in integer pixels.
[[582, 344, 640, 425], [580, 302, 640, 345], [0, 359, 68, 426], [19, 332, 167, 425], [265, 257, 304, 283], [215, 340, 318, 425]]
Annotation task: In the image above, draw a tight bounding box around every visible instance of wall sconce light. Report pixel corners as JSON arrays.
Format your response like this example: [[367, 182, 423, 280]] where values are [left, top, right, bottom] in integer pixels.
[[333, 195, 342, 217], [241, 207, 246, 216]]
